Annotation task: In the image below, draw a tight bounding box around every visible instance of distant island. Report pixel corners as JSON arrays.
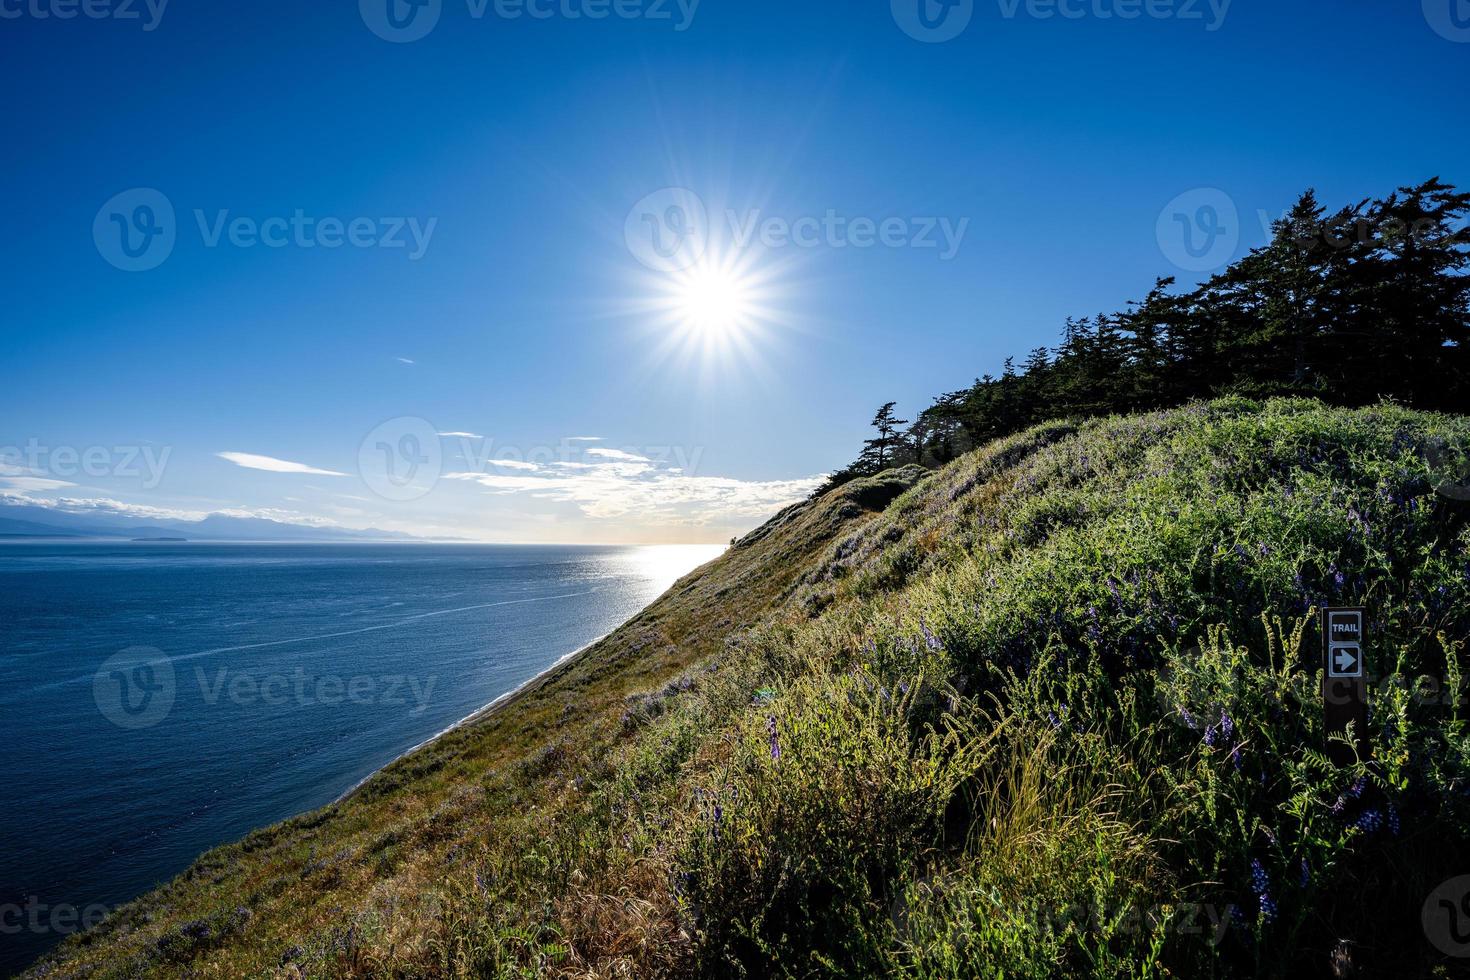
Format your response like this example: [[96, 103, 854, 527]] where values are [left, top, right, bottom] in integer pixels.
[[0, 506, 425, 544]]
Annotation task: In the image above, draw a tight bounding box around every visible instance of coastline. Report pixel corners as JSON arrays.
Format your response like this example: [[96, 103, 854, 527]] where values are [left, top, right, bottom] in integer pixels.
[[334, 629, 613, 804]]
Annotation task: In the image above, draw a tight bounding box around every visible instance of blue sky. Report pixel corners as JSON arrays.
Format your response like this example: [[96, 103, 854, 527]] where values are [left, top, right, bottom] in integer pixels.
[[2, 0, 1467, 542]]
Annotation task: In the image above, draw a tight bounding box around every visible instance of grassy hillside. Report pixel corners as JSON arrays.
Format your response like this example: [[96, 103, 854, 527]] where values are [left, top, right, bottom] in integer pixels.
[[30, 399, 1470, 978]]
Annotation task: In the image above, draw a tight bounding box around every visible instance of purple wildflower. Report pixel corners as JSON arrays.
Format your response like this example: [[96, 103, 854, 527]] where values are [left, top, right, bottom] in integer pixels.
[[1388, 803, 1401, 836], [919, 618, 944, 652], [1355, 809, 1383, 834], [1251, 859, 1277, 925], [767, 716, 781, 762], [1298, 857, 1310, 888]]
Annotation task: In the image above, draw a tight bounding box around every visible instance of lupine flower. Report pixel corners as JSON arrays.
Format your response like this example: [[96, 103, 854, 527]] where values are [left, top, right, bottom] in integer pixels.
[[1356, 809, 1383, 834], [1388, 803, 1401, 836], [919, 618, 944, 651], [1251, 859, 1278, 925], [767, 716, 781, 762], [1204, 709, 1235, 749], [1298, 857, 1311, 888]]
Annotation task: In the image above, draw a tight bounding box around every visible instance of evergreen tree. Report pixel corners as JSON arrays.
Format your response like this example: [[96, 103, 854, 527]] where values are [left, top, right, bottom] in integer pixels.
[[857, 402, 910, 472], [819, 180, 1470, 496]]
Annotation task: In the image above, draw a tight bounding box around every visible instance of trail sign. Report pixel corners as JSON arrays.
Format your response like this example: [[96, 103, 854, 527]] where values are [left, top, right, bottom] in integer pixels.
[[1322, 607, 1368, 766], [1330, 644, 1362, 678]]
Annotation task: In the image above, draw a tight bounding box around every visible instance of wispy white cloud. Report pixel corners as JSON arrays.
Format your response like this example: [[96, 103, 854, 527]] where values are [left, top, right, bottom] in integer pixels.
[[0, 476, 76, 492], [0, 462, 38, 477], [217, 452, 348, 476], [565, 436, 603, 442], [439, 431, 483, 439], [396, 357, 416, 365], [489, 459, 541, 471], [586, 447, 650, 463], [445, 455, 823, 526]]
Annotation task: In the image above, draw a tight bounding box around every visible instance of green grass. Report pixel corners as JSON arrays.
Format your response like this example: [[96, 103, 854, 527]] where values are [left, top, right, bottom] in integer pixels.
[[28, 399, 1470, 978]]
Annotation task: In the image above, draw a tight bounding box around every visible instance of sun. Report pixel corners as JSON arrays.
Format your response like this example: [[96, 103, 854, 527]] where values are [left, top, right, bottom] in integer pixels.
[[673, 264, 752, 337], [619, 232, 798, 379]]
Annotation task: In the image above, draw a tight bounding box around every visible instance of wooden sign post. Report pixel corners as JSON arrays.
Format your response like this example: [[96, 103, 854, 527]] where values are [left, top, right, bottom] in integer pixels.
[[1322, 607, 1368, 767]]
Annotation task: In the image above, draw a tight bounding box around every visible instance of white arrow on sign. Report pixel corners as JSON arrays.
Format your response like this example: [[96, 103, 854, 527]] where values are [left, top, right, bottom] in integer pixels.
[[1334, 648, 1358, 673]]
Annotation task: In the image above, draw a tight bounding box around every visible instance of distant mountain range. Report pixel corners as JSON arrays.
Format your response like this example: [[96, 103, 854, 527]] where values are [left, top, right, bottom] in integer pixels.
[[0, 502, 422, 542]]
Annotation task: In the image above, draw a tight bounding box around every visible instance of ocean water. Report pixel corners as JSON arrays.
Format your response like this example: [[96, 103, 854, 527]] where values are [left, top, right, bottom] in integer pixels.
[[0, 541, 721, 974]]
